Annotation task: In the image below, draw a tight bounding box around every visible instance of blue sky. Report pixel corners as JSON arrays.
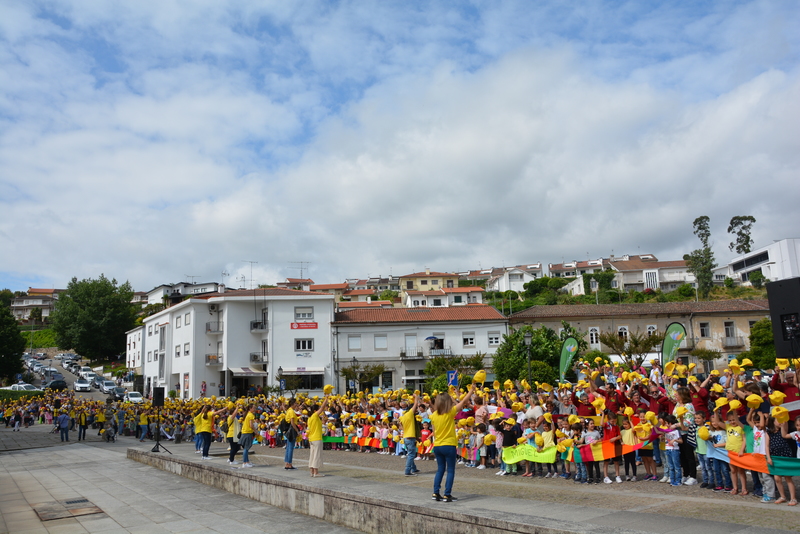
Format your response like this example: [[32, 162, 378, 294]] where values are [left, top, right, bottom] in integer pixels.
[[1, 1, 798, 292]]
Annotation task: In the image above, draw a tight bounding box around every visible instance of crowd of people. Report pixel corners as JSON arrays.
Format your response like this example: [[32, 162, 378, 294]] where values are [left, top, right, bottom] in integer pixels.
[[3, 356, 800, 505]]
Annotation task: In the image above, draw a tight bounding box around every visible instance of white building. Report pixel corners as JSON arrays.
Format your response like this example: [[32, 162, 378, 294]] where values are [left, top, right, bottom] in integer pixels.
[[141, 288, 335, 399], [486, 267, 540, 293], [125, 326, 145, 374], [719, 238, 800, 284], [332, 306, 508, 392], [404, 287, 484, 308], [145, 282, 220, 306], [562, 255, 696, 296]]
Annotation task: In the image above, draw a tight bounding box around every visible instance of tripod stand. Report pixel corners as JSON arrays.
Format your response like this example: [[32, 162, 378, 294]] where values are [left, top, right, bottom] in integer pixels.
[[151, 407, 172, 454]]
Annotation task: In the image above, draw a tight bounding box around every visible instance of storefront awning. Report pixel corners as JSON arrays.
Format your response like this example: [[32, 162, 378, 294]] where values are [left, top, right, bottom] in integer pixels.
[[229, 367, 269, 377], [280, 366, 325, 375]]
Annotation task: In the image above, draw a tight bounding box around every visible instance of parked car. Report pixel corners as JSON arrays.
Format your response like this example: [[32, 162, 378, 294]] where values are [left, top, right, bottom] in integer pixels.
[[124, 392, 144, 404], [44, 380, 68, 391], [90, 375, 103, 389], [111, 386, 127, 401], [1, 383, 42, 392], [73, 379, 91, 392], [101, 380, 116, 394]]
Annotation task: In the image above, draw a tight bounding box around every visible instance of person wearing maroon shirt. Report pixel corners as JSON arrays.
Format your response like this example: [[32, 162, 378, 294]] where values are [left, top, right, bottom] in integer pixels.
[[590, 382, 623, 415], [771, 368, 800, 425], [571, 390, 597, 417], [688, 378, 711, 419], [623, 390, 649, 414], [638, 384, 675, 415]]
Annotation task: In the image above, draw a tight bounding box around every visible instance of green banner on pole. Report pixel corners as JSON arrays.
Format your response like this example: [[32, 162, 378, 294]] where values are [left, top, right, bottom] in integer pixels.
[[661, 322, 687, 365], [559, 337, 580, 382]]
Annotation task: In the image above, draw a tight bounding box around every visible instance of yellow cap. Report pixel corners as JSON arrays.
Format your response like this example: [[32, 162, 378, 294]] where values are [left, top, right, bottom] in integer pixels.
[[772, 406, 790, 424], [746, 394, 762, 410]]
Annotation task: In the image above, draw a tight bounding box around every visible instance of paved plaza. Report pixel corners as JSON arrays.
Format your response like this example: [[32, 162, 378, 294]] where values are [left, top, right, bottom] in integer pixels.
[[1, 423, 799, 533]]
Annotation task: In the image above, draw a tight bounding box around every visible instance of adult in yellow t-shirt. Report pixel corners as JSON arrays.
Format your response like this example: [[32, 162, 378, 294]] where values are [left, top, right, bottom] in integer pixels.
[[400, 394, 421, 476], [139, 410, 149, 442], [239, 406, 257, 468], [226, 408, 242, 465], [430, 383, 476, 502], [308, 395, 330, 477], [196, 405, 217, 459]]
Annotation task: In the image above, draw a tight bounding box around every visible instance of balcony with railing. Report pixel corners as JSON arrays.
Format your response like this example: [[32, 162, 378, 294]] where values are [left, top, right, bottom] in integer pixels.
[[249, 351, 268, 364], [428, 347, 453, 356], [680, 337, 697, 350], [205, 353, 223, 365], [400, 347, 424, 359], [206, 321, 224, 334], [723, 336, 745, 348], [250, 320, 268, 333]]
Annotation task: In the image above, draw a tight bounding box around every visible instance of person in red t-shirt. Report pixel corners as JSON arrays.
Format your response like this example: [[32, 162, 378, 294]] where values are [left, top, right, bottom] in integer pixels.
[[601, 409, 623, 483], [571, 389, 597, 417]]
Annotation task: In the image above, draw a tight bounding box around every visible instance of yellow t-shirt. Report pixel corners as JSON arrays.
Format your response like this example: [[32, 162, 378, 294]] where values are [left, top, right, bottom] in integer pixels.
[[140, 413, 148, 425], [196, 413, 214, 433], [96, 412, 105, 423], [621, 428, 638, 446], [285, 407, 298, 427], [726, 424, 744, 453], [400, 409, 416, 439], [307, 413, 322, 442], [429, 407, 458, 447], [242, 412, 255, 434], [676, 365, 688, 378], [541, 430, 555, 448], [226, 415, 236, 439]]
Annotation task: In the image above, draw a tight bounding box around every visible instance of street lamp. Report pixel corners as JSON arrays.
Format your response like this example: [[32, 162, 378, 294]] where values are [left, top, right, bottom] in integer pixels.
[[277, 366, 283, 397], [523, 331, 533, 388], [351, 357, 358, 393]]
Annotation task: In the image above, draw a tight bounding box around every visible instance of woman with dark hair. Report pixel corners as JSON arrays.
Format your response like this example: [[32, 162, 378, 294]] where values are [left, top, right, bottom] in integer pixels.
[[430, 383, 476, 503], [196, 404, 218, 460], [283, 398, 300, 469]]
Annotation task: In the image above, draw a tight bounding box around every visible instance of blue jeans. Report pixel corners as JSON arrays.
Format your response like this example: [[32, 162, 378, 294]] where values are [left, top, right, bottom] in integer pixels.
[[59, 427, 69, 441], [285, 437, 295, 464], [697, 453, 712, 485], [78, 425, 86, 440], [712, 457, 732, 488], [665, 449, 681, 485], [199, 432, 212, 457], [576, 463, 587, 481], [433, 445, 457, 496], [652, 438, 662, 465], [140, 424, 149, 441], [240, 434, 254, 463], [404, 438, 418, 474]]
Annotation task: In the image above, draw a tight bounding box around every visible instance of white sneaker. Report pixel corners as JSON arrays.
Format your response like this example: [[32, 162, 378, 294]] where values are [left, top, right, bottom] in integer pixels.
[[242, 462, 254, 468], [615, 476, 623, 484], [659, 476, 669, 483], [603, 477, 613, 484], [684, 477, 697, 486], [229, 460, 240, 465], [681, 476, 688, 484], [499, 471, 507, 476], [496, 470, 505, 475], [195, 450, 201, 454], [415, 456, 422, 460], [544, 473, 551, 478], [477, 465, 485, 470]]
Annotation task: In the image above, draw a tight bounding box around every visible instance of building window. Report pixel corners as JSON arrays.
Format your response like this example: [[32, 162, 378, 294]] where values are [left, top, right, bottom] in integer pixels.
[[589, 327, 600, 345], [184, 313, 190, 325], [488, 332, 500, 346], [611, 280, 618, 288], [431, 279, 439, 285], [184, 342, 190, 356], [175, 345, 180, 358], [454, 295, 463, 303], [348, 335, 361, 351], [293, 375, 324, 390], [432, 298, 442, 306], [699, 322, 710, 338], [406, 369, 416, 376], [176, 316, 181, 328], [374, 334, 387, 350], [647, 325, 657, 336], [147, 351, 152, 362], [446, 280, 454, 288], [382, 371, 393, 389], [724, 321, 736, 338], [618, 326, 629, 340], [406, 281, 413, 289], [295, 339, 314, 351], [148, 325, 152, 336], [590, 280, 598, 290], [463, 332, 475, 347], [421, 280, 428, 285], [295, 307, 314, 320], [413, 300, 420, 307]]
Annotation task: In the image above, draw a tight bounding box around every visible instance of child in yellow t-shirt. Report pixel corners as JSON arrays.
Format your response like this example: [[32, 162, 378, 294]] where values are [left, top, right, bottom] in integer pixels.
[[725, 411, 747, 495]]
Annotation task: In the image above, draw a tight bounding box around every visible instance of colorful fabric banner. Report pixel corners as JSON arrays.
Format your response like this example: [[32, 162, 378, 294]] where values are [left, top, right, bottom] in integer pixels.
[[565, 439, 648, 464], [501, 444, 558, 465], [559, 337, 580, 382], [705, 444, 800, 476], [660, 322, 687, 365]]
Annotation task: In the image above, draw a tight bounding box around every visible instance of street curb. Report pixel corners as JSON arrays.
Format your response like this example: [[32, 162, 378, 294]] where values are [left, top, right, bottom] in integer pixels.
[[127, 448, 647, 534]]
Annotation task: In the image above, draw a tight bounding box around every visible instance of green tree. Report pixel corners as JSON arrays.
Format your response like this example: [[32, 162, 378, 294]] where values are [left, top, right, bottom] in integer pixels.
[[0, 289, 14, 309], [340, 362, 386, 392], [0, 305, 25, 382], [739, 318, 776, 369], [378, 290, 399, 303], [748, 270, 765, 289], [29, 307, 43, 324], [690, 347, 722, 362], [423, 354, 485, 384], [492, 325, 561, 383], [598, 329, 665, 369], [728, 215, 756, 254], [685, 216, 717, 299], [51, 275, 137, 361]]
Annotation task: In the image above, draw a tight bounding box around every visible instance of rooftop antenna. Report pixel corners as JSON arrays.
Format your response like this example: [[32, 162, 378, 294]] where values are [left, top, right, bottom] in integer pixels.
[[236, 274, 246, 289], [185, 275, 199, 285], [289, 261, 310, 280], [242, 261, 258, 290], [221, 270, 230, 286]]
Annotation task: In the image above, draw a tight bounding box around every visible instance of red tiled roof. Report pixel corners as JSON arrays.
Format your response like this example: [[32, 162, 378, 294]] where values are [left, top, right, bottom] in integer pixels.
[[344, 289, 376, 296], [310, 283, 349, 290], [548, 259, 610, 271], [400, 271, 458, 278], [334, 305, 506, 324], [27, 288, 64, 294], [609, 259, 687, 271], [337, 301, 393, 308], [284, 278, 314, 284], [510, 299, 770, 320], [442, 287, 484, 293]]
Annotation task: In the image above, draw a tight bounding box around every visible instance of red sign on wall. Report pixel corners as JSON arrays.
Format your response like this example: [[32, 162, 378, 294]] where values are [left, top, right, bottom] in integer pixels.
[[291, 322, 318, 329]]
